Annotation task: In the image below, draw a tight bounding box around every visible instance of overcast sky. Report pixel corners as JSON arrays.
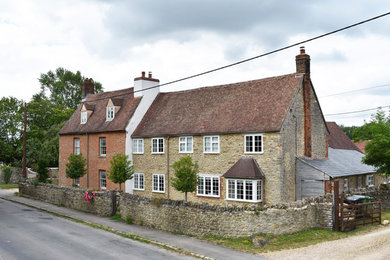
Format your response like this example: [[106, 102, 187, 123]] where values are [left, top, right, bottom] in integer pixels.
[[1, 0, 390, 126]]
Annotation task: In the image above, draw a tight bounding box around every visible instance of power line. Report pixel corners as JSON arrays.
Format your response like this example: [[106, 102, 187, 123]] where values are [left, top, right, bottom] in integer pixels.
[[320, 83, 390, 98], [324, 105, 390, 117], [85, 11, 390, 103]]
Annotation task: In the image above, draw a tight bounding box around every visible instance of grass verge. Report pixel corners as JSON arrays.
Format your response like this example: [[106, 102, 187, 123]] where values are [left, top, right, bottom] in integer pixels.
[[0, 184, 18, 189], [201, 209, 390, 254]]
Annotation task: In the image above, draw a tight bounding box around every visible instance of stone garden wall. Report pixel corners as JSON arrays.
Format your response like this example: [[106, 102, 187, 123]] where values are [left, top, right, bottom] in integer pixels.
[[0, 167, 22, 184], [18, 182, 334, 237], [350, 185, 390, 209], [19, 182, 115, 217]]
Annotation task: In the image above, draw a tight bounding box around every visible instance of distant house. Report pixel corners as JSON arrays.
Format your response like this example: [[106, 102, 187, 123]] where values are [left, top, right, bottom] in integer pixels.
[[354, 140, 368, 153], [296, 122, 378, 200], [59, 48, 356, 205]]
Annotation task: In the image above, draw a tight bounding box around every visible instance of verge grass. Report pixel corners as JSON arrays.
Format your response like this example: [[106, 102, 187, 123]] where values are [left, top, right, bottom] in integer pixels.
[[0, 184, 18, 189]]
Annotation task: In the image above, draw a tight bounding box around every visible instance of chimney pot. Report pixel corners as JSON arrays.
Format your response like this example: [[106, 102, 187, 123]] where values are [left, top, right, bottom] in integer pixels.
[[148, 72, 152, 78], [142, 71, 145, 78], [300, 46, 305, 54]]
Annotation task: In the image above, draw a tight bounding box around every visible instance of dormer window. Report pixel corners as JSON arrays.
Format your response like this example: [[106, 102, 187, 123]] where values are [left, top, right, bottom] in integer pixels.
[[106, 106, 115, 121], [81, 111, 87, 124]]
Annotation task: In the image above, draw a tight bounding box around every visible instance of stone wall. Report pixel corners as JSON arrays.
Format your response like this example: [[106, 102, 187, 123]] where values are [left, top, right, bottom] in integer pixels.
[[19, 182, 115, 217], [0, 167, 22, 184], [119, 193, 333, 237]]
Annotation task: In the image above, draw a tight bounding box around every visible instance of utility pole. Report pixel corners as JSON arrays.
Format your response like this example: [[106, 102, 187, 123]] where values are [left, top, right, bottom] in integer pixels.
[[22, 102, 27, 179]]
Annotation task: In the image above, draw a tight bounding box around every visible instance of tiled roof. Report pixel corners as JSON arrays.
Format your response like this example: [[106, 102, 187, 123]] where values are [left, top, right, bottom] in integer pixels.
[[354, 140, 368, 153], [326, 122, 361, 152], [223, 157, 265, 179], [132, 73, 302, 137], [59, 88, 141, 135], [298, 148, 376, 178]]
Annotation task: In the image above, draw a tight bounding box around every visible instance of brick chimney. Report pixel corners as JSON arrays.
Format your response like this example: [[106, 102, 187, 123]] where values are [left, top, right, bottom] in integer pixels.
[[296, 47, 312, 157], [134, 71, 160, 98], [82, 78, 95, 99]]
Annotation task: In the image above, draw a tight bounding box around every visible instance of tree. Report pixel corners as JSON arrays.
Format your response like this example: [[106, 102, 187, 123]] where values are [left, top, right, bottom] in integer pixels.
[[108, 154, 133, 192], [361, 109, 390, 176], [39, 67, 103, 109], [171, 156, 199, 202], [36, 158, 49, 183], [66, 153, 87, 185]]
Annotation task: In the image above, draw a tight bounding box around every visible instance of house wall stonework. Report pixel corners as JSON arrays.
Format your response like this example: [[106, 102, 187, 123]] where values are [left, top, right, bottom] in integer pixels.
[[59, 131, 126, 190], [133, 132, 284, 205]]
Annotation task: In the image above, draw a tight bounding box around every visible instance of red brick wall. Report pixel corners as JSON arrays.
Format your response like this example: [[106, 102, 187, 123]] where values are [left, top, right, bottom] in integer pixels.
[[59, 131, 126, 191]]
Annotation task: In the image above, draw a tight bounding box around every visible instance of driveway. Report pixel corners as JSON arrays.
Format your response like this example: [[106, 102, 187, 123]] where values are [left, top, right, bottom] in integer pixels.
[[261, 225, 390, 260]]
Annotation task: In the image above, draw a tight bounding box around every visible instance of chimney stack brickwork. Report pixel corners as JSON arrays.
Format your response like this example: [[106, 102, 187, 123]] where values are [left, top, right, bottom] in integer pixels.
[[82, 78, 95, 99], [296, 47, 312, 157]]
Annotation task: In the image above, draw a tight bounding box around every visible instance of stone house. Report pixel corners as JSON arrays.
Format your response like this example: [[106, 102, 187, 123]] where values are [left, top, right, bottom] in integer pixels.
[[130, 47, 328, 205], [296, 121, 379, 199]]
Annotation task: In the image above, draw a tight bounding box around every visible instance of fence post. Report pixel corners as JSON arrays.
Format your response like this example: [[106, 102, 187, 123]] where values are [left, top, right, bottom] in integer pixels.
[[333, 180, 340, 231]]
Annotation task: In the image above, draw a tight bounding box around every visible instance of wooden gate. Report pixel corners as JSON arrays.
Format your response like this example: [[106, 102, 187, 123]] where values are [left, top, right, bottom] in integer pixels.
[[333, 181, 381, 231]]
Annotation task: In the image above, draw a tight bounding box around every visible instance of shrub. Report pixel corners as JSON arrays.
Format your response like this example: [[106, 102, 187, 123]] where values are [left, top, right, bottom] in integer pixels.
[[36, 158, 49, 183], [2, 166, 13, 184]]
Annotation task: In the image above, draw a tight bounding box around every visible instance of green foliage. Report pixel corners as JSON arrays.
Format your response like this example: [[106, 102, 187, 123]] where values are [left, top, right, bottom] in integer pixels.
[[108, 154, 133, 191], [36, 158, 49, 183], [339, 125, 359, 140], [39, 67, 103, 110], [126, 216, 133, 224], [171, 156, 199, 201], [66, 153, 87, 180], [2, 166, 13, 184], [361, 108, 390, 175]]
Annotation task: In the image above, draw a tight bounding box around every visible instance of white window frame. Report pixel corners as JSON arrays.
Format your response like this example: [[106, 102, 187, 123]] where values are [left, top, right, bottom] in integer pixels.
[[99, 137, 106, 157], [151, 138, 164, 154], [179, 136, 193, 153], [133, 173, 144, 190], [133, 139, 144, 154], [203, 136, 220, 154], [81, 111, 87, 124], [152, 174, 165, 193], [74, 178, 80, 186], [99, 170, 106, 190], [244, 134, 263, 154], [357, 176, 363, 189], [106, 106, 115, 121], [226, 179, 263, 202], [343, 178, 348, 191], [366, 175, 375, 187], [197, 175, 220, 197], [74, 138, 80, 155]]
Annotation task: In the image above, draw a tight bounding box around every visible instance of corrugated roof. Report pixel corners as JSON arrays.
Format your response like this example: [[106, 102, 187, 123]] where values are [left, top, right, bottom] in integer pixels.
[[223, 157, 265, 179], [132, 73, 302, 137], [298, 148, 376, 178], [59, 88, 141, 135], [326, 122, 361, 152]]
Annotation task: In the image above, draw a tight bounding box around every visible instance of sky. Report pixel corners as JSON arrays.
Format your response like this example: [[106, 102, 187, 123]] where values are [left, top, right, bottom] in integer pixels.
[[1, 0, 390, 126]]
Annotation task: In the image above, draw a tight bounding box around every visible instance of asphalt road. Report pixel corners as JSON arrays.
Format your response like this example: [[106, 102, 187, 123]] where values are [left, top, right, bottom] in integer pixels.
[[0, 198, 194, 260]]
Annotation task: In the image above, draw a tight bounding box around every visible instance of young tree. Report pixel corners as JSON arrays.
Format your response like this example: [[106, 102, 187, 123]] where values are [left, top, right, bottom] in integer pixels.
[[171, 156, 199, 202], [108, 154, 133, 192], [65, 153, 87, 185]]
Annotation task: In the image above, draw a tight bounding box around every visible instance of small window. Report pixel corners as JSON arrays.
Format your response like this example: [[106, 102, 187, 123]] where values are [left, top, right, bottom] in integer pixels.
[[134, 173, 144, 190], [244, 134, 263, 153], [133, 139, 144, 154], [357, 176, 362, 189], [152, 138, 164, 154], [106, 106, 115, 121], [99, 137, 106, 157], [179, 136, 193, 153], [74, 178, 80, 186], [152, 174, 165, 193], [81, 111, 87, 124], [74, 138, 80, 155], [366, 175, 374, 187], [203, 136, 219, 153], [227, 179, 263, 202], [343, 178, 348, 191], [99, 170, 106, 189], [197, 175, 220, 197]]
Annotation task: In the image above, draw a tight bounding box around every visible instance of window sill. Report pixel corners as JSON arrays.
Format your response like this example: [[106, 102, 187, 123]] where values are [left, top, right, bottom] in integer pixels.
[[152, 190, 165, 193], [133, 152, 144, 155], [133, 188, 144, 191], [225, 198, 262, 203], [197, 194, 220, 198], [98, 155, 107, 158], [203, 152, 220, 154], [151, 152, 165, 155], [244, 151, 264, 155], [179, 151, 193, 154]]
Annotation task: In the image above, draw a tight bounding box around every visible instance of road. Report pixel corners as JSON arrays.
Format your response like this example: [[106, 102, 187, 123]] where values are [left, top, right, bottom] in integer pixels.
[[262, 225, 390, 260], [0, 198, 193, 260]]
